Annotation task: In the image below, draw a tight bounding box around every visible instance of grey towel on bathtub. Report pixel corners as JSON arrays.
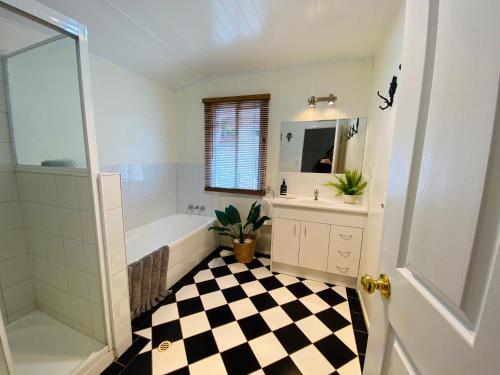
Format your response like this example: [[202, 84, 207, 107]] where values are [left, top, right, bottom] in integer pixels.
[[128, 245, 171, 318]]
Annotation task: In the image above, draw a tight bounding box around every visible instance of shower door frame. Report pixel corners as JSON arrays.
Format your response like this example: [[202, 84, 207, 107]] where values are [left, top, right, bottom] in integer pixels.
[[0, 0, 115, 373]]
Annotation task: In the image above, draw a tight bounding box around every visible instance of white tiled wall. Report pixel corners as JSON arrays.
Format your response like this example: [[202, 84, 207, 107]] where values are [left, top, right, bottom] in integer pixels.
[[98, 173, 132, 357], [0, 65, 34, 323], [16, 170, 106, 342], [176, 162, 219, 217], [101, 163, 176, 231]]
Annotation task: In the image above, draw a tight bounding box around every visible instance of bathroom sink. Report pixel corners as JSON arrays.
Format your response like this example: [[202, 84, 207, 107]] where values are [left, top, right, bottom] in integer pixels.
[[272, 195, 368, 214], [296, 198, 337, 206], [276, 194, 298, 199]]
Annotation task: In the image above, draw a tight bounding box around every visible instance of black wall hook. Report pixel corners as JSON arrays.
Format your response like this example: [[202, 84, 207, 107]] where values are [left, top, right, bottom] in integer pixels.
[[377, 76, 397, 110], [377, 65, 401, 110], [344, 118, 360, 140]]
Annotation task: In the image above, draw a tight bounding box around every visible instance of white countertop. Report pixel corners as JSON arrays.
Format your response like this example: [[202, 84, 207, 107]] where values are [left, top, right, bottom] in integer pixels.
[[271, 195, 368, 214]]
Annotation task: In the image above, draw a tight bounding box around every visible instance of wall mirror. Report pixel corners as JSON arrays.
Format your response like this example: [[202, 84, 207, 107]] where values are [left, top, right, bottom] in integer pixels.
[[279, 118, 367, 174]]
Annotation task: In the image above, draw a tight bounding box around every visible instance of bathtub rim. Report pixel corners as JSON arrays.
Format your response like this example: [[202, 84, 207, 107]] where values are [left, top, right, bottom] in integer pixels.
[[124, 213, 217, 265]]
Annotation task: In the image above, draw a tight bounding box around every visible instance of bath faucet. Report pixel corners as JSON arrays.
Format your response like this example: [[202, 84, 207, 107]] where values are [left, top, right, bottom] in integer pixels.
[[314, 189, 319, 201]]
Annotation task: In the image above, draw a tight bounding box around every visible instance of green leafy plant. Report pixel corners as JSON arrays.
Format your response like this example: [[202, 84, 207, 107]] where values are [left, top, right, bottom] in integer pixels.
[[208, 202, 271, 244], [324, 169, 367, 196]]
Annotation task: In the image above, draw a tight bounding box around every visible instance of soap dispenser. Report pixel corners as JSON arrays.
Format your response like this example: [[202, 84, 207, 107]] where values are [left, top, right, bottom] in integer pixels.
[[280, 179, 287, 196]]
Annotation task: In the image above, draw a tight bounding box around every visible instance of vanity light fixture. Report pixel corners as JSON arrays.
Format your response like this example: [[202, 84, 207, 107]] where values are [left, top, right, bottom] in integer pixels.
[[307, 94, 337, 108]]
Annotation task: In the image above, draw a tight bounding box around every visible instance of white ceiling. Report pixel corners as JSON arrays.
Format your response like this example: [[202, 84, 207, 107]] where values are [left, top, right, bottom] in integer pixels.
[[37, 0, 401, 89]]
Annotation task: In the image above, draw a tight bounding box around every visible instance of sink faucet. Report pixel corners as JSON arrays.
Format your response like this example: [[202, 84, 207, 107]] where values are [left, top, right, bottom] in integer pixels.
[[314, 189, 319, 201], [266, 185, 275, 199]]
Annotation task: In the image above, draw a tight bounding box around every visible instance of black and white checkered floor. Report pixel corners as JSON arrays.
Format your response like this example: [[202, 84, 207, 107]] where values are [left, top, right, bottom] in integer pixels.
[[102, 248, 368, 375]]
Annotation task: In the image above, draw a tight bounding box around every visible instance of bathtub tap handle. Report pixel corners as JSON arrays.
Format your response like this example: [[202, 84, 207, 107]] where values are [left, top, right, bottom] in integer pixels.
[[199, 206, 205, 212]]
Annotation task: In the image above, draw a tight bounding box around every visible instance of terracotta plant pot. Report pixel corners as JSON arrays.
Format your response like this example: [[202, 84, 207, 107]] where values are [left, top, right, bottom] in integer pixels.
[[233, 239, 256, 263]]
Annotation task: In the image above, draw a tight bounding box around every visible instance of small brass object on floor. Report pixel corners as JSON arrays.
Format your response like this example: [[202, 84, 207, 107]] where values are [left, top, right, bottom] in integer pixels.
[[158, 341, 172, 352]]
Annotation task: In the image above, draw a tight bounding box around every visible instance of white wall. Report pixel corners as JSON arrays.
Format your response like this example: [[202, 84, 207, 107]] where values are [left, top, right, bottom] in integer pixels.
[[90, 54, 178, 230], [358, 4, 405, 323], [174, 59, 373, 228], [175, 59, 372, 185], [90, 55, 176, 166]]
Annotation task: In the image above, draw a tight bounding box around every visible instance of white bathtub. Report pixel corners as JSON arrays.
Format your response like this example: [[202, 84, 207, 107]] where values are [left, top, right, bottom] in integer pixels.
[[125, 214, 218, 288]]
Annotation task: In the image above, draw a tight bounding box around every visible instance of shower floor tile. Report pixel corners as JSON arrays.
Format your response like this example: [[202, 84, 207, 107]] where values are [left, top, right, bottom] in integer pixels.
[[103, 248, 367, 375]]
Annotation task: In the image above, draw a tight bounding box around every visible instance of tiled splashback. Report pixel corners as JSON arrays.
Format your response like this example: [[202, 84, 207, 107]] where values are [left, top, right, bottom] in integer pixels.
[[176, 162, 219, 217], [101, 163, 177, 231], [101, 162, 219, 231]]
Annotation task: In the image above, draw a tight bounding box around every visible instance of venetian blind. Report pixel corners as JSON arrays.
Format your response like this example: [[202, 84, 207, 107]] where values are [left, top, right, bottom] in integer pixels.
[[203, 94, 270, 195]]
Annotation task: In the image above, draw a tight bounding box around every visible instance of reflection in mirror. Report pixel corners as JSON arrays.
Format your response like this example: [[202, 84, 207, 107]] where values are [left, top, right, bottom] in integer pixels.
[[334, 118, 367, 173], [279, 118, 367, 174], [280, 120, 337, 173]]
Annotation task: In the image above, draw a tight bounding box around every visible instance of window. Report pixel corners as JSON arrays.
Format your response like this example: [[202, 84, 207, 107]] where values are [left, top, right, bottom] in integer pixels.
[[203, 94, 270, 195]]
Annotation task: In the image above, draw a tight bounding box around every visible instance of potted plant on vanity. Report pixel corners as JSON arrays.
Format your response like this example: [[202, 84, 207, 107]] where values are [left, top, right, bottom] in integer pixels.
[[209, 202, 270, 263], [324, 169, 367, 204]]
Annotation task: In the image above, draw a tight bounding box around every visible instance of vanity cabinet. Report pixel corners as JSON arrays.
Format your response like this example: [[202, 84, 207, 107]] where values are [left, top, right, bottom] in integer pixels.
[[327, 226, 363, 277], [271, 202, 367, 286], [272, 218, 300, 266], [298, 222, 330, 271]]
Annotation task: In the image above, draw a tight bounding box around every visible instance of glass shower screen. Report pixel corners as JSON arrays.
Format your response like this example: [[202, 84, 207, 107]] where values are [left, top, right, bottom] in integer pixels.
[[5, 36, 87, 168]]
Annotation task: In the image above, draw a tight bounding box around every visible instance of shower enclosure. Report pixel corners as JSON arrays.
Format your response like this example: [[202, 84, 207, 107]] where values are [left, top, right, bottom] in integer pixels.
[[0, 0, 114, 374]]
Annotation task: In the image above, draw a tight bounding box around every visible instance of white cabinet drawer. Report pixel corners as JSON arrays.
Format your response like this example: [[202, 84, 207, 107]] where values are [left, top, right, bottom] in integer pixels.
[[327, 256, 359, 277], [329, 242, 361, 262], [331, 225, 363, 244]]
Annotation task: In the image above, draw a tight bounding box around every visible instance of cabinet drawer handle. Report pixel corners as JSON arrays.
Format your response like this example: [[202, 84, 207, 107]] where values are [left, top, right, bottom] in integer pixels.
[[338, 233, 353, 240], [337, 250, 351, 257], [294, 224, 296, 236], [336, 266, 349, 273], [304, 225, 307, 237]]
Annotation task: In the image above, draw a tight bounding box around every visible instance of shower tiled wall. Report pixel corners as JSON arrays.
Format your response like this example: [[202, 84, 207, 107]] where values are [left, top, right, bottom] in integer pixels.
[[16, 170, 105, 342], [176, 162, 219, 216], [101, 163, 176, 231], [0, 64, 34, 324]]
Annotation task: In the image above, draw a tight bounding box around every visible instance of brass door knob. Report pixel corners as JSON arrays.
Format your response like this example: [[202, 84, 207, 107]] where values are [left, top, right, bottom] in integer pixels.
[[361, 273, 391, 299]]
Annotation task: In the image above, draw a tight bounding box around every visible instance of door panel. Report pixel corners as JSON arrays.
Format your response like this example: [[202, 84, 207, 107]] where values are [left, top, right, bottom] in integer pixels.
[[298, 221, 330, 271], [272, 218, 300, 266], [403, 0, 499, 306], [365, 0, 500, 373]]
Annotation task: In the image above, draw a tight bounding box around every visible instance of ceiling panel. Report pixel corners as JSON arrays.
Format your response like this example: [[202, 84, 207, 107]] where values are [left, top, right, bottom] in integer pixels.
[[37, 0, 401, 88]]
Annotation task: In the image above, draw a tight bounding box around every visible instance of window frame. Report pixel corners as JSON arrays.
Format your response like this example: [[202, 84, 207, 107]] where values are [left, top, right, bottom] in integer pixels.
[[203, 93, 270, 196]]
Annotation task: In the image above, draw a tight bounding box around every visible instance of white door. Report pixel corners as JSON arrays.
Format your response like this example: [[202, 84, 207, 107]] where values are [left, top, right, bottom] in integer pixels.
[[298, 221, 330, 271], [272, 218, 300, 266], [364, 0, 500, 374]]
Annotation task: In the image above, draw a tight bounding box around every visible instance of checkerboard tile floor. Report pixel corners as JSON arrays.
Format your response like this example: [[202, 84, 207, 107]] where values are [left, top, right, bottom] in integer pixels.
[[102, 248, 368, 375]]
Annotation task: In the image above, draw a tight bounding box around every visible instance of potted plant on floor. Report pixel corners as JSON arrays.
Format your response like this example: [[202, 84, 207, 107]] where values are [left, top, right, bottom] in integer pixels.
[[209, 202, 271, 263], [324, 169, 367, 204]]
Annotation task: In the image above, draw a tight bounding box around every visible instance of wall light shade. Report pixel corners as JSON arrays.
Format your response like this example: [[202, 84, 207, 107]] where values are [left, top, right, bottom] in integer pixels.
[[307, 94, 337, 108], [308, 96, 316, 107]]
